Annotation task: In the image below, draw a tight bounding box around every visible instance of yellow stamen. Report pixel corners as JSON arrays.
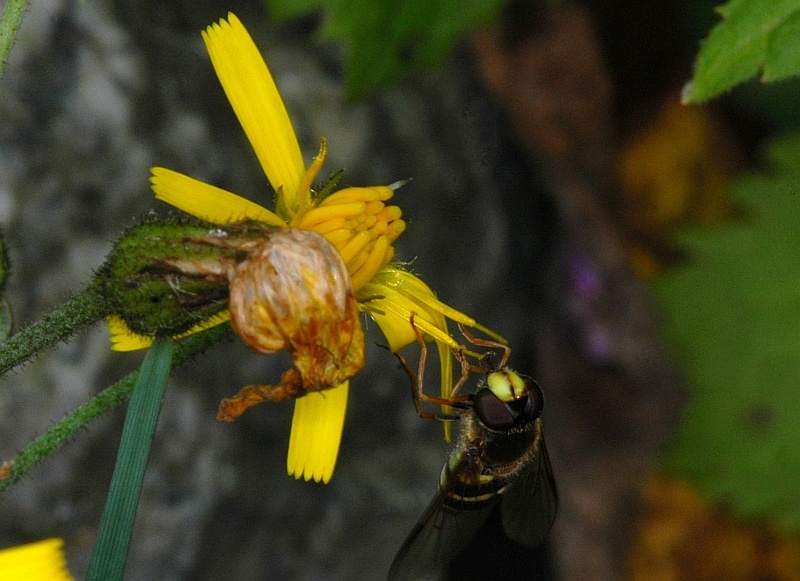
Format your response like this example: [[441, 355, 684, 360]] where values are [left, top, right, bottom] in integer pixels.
[[373, 221, 388, 236], [323, 228, 357, 247], [362, 215, 378, 229], [370, 186, 394, 201], [319, 186, 392, 205], [364, 200, 384, 215], [386, 220, 407, 240], [338, 231, 373, 265], [350, 236, 390, 291], [379, 205, 403, 222], [296, 202, 368, 228], [347, 249, 370, 276], [310, 216, 347, 235]]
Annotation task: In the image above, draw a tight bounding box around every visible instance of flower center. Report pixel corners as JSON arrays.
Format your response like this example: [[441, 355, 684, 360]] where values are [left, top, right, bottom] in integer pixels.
[[293, 186, 406, 291]]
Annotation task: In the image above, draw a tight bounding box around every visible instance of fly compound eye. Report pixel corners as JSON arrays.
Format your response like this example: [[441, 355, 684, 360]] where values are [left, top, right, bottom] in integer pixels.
[[475, 372, 545, 430], [474, 388, 516, 430], [522, 377, 545, 421]]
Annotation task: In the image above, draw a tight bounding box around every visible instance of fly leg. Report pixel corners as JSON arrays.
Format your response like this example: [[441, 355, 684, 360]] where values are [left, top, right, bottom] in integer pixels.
[[395, 314, 469, 420], [458, 323, 512, 369]]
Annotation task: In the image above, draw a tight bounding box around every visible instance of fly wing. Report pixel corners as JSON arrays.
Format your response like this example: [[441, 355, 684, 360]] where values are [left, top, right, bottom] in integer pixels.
[[389, 462, 499, 581], [500, 435, 558, 548], [388, 496, 495, 581]]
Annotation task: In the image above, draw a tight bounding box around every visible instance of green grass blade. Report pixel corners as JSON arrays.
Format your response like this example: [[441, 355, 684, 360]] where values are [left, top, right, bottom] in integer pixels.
[[85, 339, 174, 581]]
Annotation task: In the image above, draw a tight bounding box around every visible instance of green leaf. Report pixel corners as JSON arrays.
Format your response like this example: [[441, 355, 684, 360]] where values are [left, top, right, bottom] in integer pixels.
[[683, 0, 800, 103], [267, 0, 503, 98], [652, 132, 800, 534], [269, 0, 320, 19], [0, 0, 30, 79], [86, 340, 174, 581], [765, 10, 800, 81]]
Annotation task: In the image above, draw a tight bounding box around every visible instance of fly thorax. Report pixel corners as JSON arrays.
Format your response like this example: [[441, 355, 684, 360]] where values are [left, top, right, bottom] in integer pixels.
[[480, 420, 538, 473]]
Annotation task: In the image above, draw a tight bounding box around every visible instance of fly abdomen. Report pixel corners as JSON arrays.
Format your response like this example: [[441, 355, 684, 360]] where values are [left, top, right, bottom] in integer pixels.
[[439, 449, 511, 512]]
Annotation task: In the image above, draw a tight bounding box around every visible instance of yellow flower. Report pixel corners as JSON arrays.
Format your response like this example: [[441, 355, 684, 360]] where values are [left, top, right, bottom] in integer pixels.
[[0, 538, 74, 581], [108, 13, 498, 484]]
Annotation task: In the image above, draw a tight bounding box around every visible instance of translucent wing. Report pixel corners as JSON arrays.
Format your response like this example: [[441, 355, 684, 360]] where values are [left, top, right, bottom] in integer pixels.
[[500, 433, 558, 548], [388, 461, 500, 581]]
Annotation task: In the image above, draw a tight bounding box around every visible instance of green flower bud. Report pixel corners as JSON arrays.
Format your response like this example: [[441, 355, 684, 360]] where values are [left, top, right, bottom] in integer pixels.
[[98, 216, 277, 338]]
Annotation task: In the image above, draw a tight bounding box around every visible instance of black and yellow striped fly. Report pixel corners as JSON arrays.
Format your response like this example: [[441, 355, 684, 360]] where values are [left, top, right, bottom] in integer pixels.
[[390, 322, 558, 580]]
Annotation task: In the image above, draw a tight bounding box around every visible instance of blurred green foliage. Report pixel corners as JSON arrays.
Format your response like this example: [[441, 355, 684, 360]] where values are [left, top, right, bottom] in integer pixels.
[[653, 133, 800, 534], [684, 0, 800, 103], [266, 0, 503, 98]]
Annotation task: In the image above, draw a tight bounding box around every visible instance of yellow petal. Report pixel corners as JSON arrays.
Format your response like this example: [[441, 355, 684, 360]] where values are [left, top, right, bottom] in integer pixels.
[[371, 266, 506, 343], [202, 13, 305, 215], [107, 312, 231, 352], [287, 382, 348, 484], [0, 538, 74, 581], [359, 287, 420, 351], [435, 338, 454, 443], [151, 167, 286, 226], [358, 280, 458, 353], [107, 315, 154, 351], [359, 268, 460, 442]]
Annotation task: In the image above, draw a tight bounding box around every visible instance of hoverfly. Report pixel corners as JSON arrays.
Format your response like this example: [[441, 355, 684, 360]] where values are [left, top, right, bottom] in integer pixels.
[[389, 320, 558, 580]]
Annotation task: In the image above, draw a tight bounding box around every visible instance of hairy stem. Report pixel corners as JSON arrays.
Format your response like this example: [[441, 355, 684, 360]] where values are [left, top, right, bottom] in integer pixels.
[[0, 322, 233, 493], [0, 281, 112, 376]]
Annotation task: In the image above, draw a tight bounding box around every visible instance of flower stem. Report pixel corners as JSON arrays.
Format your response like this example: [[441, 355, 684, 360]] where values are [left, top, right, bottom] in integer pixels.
[[0, 281, 112, 377], [0, 322, 233, 494], [0, 0, 29, 78]]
